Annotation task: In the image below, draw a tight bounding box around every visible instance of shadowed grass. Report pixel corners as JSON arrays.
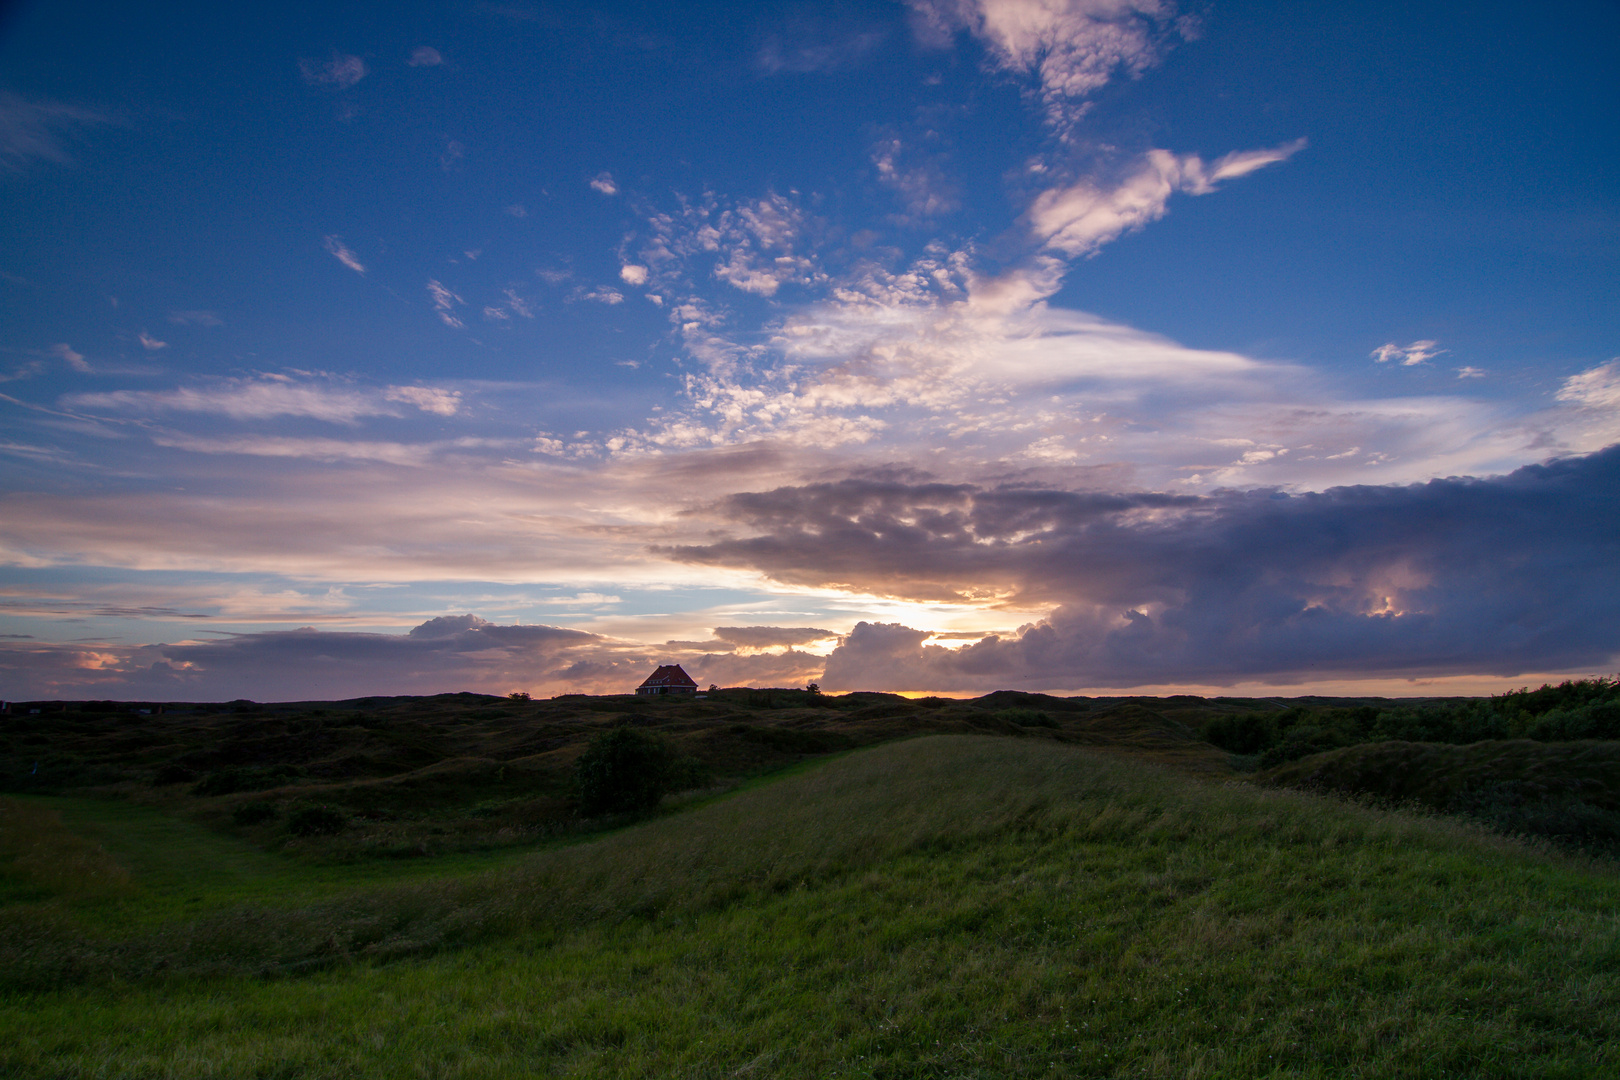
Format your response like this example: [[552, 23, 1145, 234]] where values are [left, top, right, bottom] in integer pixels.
[[4, 736, 1618, 1077]]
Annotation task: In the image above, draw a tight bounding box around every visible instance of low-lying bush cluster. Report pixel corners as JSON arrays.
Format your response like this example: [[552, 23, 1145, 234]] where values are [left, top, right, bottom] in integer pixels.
[[1203, 676, 1620, 767]]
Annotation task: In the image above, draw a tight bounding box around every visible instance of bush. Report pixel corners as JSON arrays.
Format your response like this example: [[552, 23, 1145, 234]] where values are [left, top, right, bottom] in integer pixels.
[[232, 801, 278, 826], [286, 805, 345, 836], [153, 763, 198, 786], [191, 764, 302, 797], [574, 727, 683, 815], [1200, 712, 1276, 754], [995, 707, 1057, 728]]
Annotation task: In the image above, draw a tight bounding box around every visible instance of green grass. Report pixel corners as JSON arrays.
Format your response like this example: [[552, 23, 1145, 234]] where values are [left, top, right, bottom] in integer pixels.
[[4, 736, 1618, 1077]]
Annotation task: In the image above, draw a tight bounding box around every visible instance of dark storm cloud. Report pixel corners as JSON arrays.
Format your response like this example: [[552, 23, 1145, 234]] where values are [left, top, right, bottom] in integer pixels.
[[664, 479, 1200, 602], [677, 447, 1620, 688]]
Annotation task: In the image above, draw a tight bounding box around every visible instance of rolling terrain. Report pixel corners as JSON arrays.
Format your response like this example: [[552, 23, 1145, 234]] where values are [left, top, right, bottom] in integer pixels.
[[3, 688, 1618, 1077]]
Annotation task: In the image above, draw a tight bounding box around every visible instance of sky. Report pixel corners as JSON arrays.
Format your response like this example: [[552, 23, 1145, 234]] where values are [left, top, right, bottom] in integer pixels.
[[1, 0, 1617, 701]]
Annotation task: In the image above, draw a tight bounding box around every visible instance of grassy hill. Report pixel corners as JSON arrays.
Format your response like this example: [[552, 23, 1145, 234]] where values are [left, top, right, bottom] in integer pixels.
[[3, 691, 1619, 1076]]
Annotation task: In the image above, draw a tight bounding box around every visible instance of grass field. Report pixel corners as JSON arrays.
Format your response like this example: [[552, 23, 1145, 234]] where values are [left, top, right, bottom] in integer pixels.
[[4, 735, 1617, 1078]]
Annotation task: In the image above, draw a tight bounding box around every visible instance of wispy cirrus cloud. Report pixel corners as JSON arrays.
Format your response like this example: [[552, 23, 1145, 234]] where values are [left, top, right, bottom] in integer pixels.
[[64, 374, 464, 425], [427, 279, 466, 326], [299, 54, 368, 88], [0, 92, 110, 171], [1372, 340, 1445, 366], [1028, 140, 1306, 256], [323, 235, 366, 274], [871, 135, 961, 223], [167, 310, 223, 326], [408, 46, 443, 67], [383, 385, 462, 416], [755, 8, 886, 74], [51, 343, 91, 373]]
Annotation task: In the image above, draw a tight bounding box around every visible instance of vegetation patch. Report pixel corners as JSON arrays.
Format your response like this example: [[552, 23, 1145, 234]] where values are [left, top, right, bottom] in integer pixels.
[[1256, 738, 1620, 852], [2, 737, 1617, 1078]]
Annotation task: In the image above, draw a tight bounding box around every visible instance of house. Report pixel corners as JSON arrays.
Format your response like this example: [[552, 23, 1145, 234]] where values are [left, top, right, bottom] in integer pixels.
[[636, 663, 698, 696]]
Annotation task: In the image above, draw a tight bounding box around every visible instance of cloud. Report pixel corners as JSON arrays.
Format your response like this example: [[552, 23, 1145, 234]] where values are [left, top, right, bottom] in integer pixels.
[[1372, 340, 1445, 366], [167, 310, 223, 326], [384, 385, 462, 416], [712, 625, 838, 648], [137, 332, 168, 351], [65, 374, 433, 424], [1556, 360, 1620, 411], [324, 235, 366, 274], [505, 203, 528, 218], [620, 264, 649, 286], [871, 136, 960, 222], [0, 92, 109, 171], [427, 279, 466, 327], [909, 0, 1182, 132], [502, 288, 534, 318], [149, 434, 440, 467], [672, 447, 1620, 689], [299, 54, 368, 89], [756, 14, 886, 74], [1028, 141, 1305, 257], [573, 286, 624, 305], [590, 171, 618, 195], [51, 343, 91, 373], [0, 613, 836, 701], [408, 46, 444, 67]]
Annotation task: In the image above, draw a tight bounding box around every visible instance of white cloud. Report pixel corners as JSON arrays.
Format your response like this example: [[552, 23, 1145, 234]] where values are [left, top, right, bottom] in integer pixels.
[[0, 92, 109, 171], [323, 235, 366, 274], [505, 203, 528, 218], [1557, 360, 1620, 411], [408, 46, 443, 67], [152, 433, 438, 466], [574, 286, 624, 305], [167, 310, 222, 326], [1371, 340, 1445, 366], [909, 0, 1181, 132], [1028, 140, 1304, 257], [589, 171, 618, 195], [299, 54, 368, 89], [1456, 367, 1486, 379], [620, 264, 649, 286], [427, 279, 466, 327], [384, 385, 462, 416], [51, 343, 91, 373], [502, 288, 534, 318], [138, 332, 168, 351], [871, 136, 960, 222], [65, 375, 423, 425]]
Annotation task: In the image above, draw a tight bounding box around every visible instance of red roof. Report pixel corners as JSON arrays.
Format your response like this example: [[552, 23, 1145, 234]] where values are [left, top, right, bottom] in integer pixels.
[[637, 663, 698, 689]]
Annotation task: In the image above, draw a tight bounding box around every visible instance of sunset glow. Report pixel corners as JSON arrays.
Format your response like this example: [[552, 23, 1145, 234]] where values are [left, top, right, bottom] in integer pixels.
[[2, 1, 1616, 700]]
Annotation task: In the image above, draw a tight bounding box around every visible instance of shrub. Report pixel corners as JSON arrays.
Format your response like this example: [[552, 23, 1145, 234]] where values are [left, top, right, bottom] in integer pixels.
[[1200, 712, 1276, 754], [152, 763, 197, 786], [574, 727, 682, 815], [232, 801, 278, 826], [995, 707, 1057, 728], [286, 805, 346, 837], [191, 765, 302, 797]]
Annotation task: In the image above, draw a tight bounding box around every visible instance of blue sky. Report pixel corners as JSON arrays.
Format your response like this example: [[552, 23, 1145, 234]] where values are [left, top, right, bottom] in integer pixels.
[[2, 0, 1617, 700]]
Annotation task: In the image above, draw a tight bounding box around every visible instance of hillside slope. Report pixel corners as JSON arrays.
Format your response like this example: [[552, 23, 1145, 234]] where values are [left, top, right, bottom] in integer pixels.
[[4, 735, 1617, 1078]]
